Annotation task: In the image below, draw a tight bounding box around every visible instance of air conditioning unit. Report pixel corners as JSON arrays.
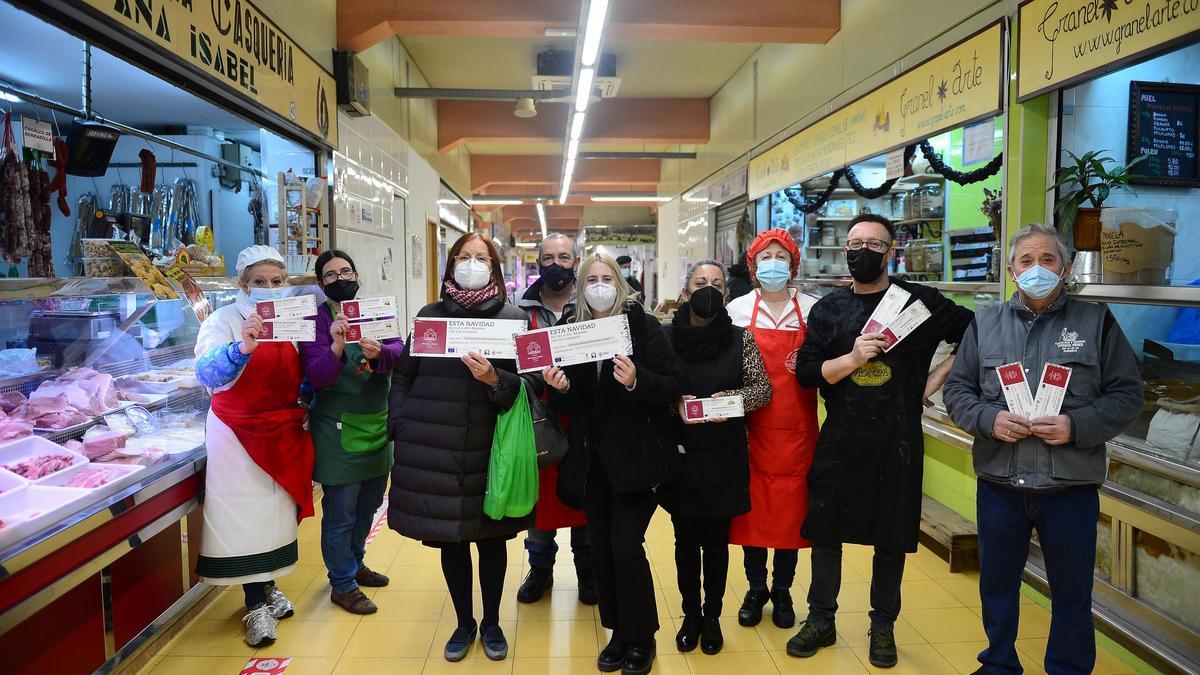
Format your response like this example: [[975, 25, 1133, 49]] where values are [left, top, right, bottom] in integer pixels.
[[533, 50, 621, 99], [334, 51, 370, 117]]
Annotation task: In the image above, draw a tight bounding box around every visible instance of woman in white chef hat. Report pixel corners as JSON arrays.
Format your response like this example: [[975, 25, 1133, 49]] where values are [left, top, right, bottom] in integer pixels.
[[193, 245, 316, 647]]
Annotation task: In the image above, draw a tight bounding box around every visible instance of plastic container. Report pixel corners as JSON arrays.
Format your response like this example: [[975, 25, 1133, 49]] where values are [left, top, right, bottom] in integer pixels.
[[0, 436, 89, 485], [39, 463, 145, 501], [115, 373, 183, 394], [0, 468, 30, 497], [1100, 208, 1177, 285], [0, 485, 91, 548]]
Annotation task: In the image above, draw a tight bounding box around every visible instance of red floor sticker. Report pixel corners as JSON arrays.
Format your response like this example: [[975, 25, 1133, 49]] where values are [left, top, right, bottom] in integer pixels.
[[240, 657, 290, 675], [364, 496, 389, 545]]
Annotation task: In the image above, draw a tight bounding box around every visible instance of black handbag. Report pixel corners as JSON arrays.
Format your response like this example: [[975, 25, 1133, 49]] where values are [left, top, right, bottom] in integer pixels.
[[528, 385, 569, 469]]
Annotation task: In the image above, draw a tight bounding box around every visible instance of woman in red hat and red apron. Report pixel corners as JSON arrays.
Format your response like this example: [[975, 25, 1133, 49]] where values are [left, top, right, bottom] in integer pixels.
[[725, 229, 819, 631], [194, 245, 315, 648]]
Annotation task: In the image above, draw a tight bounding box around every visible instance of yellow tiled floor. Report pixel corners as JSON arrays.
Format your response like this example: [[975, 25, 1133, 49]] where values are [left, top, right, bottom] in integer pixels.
[[137, 508, 1137, 675]]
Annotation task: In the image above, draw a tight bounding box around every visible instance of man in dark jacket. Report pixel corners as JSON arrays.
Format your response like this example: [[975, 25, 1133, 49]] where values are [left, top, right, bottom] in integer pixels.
[[513, 232, 596, 606], [726, 260, 753, 300], [790, 214, 974, 668], [616, 255, 644, 294], [943, 223, 1143, 675]]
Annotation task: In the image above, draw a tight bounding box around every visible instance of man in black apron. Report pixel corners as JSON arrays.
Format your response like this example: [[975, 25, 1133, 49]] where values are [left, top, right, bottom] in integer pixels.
[[789, 214, 974, 668]]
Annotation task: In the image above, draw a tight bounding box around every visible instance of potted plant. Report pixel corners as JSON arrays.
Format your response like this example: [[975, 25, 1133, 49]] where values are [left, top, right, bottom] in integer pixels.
[[1049, 150, 1146, 250]]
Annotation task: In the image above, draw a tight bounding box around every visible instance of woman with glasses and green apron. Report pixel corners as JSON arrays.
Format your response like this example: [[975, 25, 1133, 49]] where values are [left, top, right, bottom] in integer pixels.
[[301, 249, 405, 615]]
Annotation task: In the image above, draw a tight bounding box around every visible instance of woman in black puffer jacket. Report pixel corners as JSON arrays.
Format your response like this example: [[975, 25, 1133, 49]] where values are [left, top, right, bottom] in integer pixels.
[[388, 232, 536, 663], [546, 253, 682, 675]]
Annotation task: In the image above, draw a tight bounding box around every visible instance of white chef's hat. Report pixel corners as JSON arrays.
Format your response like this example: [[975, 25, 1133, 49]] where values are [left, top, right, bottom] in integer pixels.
[[236, 245, 286, 275]]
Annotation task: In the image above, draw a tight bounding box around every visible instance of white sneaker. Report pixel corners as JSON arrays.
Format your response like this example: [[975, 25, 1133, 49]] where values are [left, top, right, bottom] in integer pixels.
[[242, 604, 278, 647], [266, 585, 294, 619]]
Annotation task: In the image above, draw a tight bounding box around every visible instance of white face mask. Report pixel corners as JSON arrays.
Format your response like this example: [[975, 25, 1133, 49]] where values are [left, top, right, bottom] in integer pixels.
[[584, 282, 618, 313], [453, 258, 492, 290]]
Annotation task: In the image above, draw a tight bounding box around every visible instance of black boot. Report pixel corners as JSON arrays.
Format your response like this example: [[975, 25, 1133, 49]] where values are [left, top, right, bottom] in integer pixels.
[[771, 586, 796, 628], [675, 615, 702, 652], [577, 565, 598, 606], [621, 639, 656, 675], [700, 615, 724, 655], [737, 588, 770, 627], [516, 567, 553, 604], [597, 635, 627, 673]]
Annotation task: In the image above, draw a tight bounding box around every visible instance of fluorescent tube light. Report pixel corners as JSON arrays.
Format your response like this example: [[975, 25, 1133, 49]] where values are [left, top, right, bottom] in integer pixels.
[[536, 201, 548, 238], [575, 68, 595, 113], [570, 111, 586, 140], [580, 0, 610, 66], [469, 198, 523, 205], [567, 138, 580, 160], [590, 195, 672, 202]]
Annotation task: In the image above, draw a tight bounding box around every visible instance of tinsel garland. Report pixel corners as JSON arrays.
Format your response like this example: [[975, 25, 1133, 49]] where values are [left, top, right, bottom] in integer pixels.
[[783, 169, 844, 214], [842, 144, 919, 199], [919, 140, 1003, 185]]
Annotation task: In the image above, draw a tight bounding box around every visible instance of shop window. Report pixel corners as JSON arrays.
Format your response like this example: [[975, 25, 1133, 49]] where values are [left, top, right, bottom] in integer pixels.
[[1133, 529, 1200, 632], [1108, 462, 1200, 520]]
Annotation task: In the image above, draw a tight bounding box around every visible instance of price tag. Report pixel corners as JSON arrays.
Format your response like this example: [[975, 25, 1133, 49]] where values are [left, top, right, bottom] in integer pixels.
[[885, 148, 906, 180], [20, 117, 54, 155]]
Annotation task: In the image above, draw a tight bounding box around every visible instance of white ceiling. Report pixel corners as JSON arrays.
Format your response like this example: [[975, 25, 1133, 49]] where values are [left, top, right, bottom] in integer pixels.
[[0, 2, 263, 145], [401, 35, 760, 98]]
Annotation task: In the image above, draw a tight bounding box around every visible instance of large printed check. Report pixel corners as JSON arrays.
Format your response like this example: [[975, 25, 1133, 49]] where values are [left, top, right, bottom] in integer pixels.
[[514, 314, 633, 373], [409, 317, 526, 359]]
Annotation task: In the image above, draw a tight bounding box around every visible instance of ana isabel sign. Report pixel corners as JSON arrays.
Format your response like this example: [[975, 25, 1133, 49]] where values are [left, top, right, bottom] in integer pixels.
[[1018, 0, 1200, 101], [83, 0, 337, 147], [749, 22, 1004, 199]]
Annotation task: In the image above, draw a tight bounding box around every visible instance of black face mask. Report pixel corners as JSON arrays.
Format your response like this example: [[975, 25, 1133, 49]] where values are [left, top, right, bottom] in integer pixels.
[[689, 286, 725, 319], [539, 263, 576, 292], [323, 279, 360, 302], [846, 248, 887, 284]]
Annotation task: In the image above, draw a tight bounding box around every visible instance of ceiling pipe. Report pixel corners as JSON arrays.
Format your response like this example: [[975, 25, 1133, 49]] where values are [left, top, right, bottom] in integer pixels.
[[394, 87, 561, 100]]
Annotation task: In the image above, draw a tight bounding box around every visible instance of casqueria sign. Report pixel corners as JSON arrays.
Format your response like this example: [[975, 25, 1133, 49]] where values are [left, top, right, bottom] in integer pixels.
[[80, 0, 337, 147], [1017, 0, 1200, 101], [749, 21, 1005, 199]]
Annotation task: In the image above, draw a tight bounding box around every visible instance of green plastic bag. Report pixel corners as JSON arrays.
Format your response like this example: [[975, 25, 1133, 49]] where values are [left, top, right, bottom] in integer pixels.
[[484, 380, 539, 519]]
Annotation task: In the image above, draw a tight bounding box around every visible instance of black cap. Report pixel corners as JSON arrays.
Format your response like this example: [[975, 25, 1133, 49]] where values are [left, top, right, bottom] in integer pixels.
[[615, 255, 632, 265]]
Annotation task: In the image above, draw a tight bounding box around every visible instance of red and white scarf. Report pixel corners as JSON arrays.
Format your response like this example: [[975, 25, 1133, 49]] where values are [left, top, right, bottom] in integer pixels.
[[444, 280, 499, 309]]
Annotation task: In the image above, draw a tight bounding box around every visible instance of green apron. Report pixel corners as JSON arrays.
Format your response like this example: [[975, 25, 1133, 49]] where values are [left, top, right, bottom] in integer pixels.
[[309, 340, 393, 486]]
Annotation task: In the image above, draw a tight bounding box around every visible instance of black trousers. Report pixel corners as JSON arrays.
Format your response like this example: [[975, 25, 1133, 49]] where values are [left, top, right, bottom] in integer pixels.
[[806, 542, 905, 629], [440, 537, 508, 629], [743, 546, 798, 590], [586, 467, 659, 644], [672, 514, 730, 617]]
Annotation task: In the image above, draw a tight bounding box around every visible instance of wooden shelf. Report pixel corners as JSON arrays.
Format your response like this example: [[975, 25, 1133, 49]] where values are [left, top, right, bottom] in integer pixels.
[[894, 217, 944, 225]]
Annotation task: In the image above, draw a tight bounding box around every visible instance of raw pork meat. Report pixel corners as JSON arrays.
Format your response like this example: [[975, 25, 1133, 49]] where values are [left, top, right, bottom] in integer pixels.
[[0, 416, 32, 441], [24, 408, 89, 430], [60, 368, 118, 412], [0, 391, 26, 413], [65, 467, 123, 488], [3, 454, 74, 479], [81, 427, 126, 460], [30, 382, 91, 414]]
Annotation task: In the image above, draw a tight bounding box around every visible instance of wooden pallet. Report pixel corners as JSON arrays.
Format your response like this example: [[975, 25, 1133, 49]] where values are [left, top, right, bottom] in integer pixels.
[[918, 495, 979, 572]]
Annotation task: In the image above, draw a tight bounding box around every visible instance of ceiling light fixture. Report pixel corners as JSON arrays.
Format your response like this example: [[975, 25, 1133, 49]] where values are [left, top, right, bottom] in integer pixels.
[[570, 111, 586, 140], [580, 0, 610, 66], [469, 198, 524, 205], [0, 91, 20, 103], [545, 27, 577, 37], [516, 241, 539, 248], [590, 195, 672, 202], [536, 201, 549, 238], [574, 68, 595, 113], [567, 138, 580, 160], [514, 97, 537, 118]]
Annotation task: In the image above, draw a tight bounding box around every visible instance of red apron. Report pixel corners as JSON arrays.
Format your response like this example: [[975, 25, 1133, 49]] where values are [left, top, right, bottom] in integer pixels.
[[729, 295, 819, 549], [530, 310, 588, 530], [210, 341, 315, 522]]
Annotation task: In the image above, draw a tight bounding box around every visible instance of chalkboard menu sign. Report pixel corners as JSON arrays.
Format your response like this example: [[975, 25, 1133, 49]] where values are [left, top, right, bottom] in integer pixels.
[[1127, 81, 1199, 188]]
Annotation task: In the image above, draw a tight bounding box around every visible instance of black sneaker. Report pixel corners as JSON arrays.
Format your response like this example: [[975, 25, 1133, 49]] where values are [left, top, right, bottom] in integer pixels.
[[700, 615, 724, 655], [516, 566, 553, 604], [598, 635, 628, 673], [621, 639, 655, 675], [577, 566, 598, 606], [675, 614, 702, 652], [786, 620, 836, 658], [868, 627, 898, 668], [737, 588, 770, 627], [771, 586, 796, 628]]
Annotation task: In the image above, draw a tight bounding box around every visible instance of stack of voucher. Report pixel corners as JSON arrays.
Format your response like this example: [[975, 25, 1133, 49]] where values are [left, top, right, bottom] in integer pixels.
[[860, 285, 931, 351], [406, 314, 634, 371], [255, 295, 316, 342], [996, 361, 1072, 419], [339, 296, 401, 343]]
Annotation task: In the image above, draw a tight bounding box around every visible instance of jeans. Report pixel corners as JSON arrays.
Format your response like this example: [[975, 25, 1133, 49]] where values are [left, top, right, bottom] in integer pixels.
[[743, 546, 798, 590], [320, 474, 388, 594], [806, 543, 905, 630], [525, 526, 593, 572], [673, 515, 730, 617], [586, 467, 659, 644], [977, 479, 1099, 675]]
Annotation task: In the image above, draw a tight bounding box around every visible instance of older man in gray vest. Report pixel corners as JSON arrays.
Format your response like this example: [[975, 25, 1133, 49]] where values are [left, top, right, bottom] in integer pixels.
[[943, 223, 1143, 675]]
